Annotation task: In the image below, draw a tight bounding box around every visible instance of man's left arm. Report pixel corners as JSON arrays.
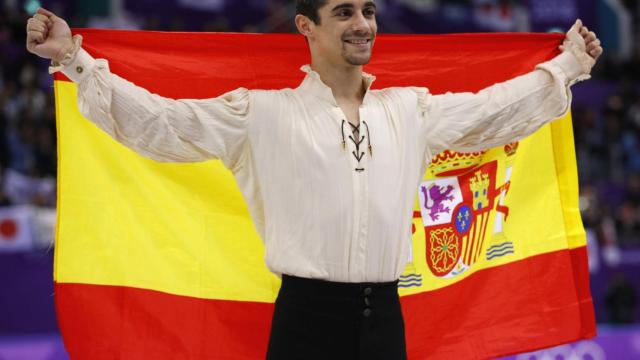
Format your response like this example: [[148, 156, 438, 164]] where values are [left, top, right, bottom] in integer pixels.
[[419, 20, 602, 155]]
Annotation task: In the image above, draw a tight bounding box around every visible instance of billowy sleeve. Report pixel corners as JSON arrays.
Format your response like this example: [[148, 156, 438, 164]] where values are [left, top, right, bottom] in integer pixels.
[[416, 49, 591, 156], [52, 45, 250, 168]]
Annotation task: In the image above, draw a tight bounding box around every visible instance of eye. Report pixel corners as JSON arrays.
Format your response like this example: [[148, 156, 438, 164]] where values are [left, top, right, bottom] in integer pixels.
[[336, 9, 353, 17], [363, 7, 376, 17]]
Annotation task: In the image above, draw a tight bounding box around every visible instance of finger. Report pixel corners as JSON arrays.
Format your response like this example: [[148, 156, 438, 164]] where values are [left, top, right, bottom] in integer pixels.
[[587, 39, 601, 52], [567, 19, 580, 36], [580, 26, 589, 37], [26, 32, 36, 50], [26, 36, 41, 52], [33, 13, 49, 24], [26, 19, 48, 38], [26, 19, 47, 33], [37, 7, 57, 19], [571, 19, 582, 32], [27, 30, 44, 44], [27, 29, 45, 42], [590, 47, 603, 58], [585, 31, 597, 43]]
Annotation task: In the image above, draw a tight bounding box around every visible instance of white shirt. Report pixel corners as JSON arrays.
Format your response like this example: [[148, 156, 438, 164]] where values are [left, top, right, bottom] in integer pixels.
[[58, 47, 587, 283]]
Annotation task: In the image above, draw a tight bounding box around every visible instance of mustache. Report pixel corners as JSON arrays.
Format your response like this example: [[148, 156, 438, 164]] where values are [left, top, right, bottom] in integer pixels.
[[342, 31, 375, 40]]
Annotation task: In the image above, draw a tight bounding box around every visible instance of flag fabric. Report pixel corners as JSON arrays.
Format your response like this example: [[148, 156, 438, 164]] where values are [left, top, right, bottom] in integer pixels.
[[53, 30, 595, 359]]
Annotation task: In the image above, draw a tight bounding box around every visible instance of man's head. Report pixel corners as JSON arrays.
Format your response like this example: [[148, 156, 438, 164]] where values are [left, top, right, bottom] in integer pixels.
[[295, 0, 377, 67]]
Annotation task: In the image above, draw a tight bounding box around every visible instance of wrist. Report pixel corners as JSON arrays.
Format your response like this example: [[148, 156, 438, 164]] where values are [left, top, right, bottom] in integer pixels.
[[52, 38, 76, 63], [51, 34, 83, 66]]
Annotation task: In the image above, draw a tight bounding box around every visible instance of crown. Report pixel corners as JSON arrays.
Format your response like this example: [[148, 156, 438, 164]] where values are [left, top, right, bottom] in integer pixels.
[[428, 150, 487, 178]]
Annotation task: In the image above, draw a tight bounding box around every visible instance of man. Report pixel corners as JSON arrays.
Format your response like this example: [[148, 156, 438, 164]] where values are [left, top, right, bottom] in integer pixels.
[[26, 1, 602, 359]]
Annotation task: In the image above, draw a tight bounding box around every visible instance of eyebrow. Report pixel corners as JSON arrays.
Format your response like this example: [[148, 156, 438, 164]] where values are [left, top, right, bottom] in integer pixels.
[[331, 1, 376, 12]]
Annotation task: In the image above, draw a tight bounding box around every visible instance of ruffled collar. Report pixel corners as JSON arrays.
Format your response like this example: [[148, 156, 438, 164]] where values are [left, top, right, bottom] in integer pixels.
[[297, 65, 376, 106]]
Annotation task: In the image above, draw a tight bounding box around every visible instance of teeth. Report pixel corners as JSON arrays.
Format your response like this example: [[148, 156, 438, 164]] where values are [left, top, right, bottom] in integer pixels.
[[346, 39, 368, 44]]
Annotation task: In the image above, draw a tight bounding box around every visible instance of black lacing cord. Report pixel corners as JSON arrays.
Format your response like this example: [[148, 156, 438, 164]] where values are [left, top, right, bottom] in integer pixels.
[[341, 120, 347, 151], [341, 119, 373, 169], [349, 135, 364, 147], [363, 120, 373, 156]]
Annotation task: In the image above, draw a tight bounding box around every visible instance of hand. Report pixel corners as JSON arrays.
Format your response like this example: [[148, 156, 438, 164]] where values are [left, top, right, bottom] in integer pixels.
[[566, 19, 603, 61], [26, 8, 74, 62]]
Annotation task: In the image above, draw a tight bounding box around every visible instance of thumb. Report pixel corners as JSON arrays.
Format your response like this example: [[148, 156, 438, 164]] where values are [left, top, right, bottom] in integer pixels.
[[36, 7, 66, 27], [37, 7, 58, 20], [565, 19, 586, 50]]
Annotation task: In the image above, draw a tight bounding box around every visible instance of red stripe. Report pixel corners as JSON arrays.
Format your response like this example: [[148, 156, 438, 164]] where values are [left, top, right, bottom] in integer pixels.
[[402, 246, 595, 359], [54, 31, 563, 98], [463, 223, 474, 265], [55, 247, 594, 359], [475, 212, 490, 263], [467, 215, 479, 264], [55, 283, 274, 360]]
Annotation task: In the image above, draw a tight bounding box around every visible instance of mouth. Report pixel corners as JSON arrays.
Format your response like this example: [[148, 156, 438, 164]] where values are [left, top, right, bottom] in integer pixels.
[[343, 38, 372, 49]]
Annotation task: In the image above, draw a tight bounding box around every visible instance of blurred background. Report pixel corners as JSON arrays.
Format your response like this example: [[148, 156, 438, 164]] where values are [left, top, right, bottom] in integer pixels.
[[1, 0, 639, 359]]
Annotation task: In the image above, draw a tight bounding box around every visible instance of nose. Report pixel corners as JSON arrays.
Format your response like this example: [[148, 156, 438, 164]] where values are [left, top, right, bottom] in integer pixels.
[[350, 12, 372, 35]]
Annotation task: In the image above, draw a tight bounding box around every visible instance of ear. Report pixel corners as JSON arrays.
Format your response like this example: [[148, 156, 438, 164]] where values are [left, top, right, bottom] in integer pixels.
[[295, 14, 314, 39]]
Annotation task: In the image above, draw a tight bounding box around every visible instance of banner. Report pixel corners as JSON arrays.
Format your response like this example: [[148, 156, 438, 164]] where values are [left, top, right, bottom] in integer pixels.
[[54, 30, 595, 359]]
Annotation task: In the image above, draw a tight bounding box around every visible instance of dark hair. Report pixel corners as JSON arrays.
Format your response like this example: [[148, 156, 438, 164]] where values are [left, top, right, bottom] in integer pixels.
[[296, 0, 329, 25]]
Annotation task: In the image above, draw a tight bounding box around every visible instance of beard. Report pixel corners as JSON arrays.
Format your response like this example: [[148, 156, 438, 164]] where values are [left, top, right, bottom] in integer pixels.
[[343, 50, 372, 66]]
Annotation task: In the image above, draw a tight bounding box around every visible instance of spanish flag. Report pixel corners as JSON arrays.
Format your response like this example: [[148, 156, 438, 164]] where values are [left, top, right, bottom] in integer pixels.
[[54, 30, 595, 359]]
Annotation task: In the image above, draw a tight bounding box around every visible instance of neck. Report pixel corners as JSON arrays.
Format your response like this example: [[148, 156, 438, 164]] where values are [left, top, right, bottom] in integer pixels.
[[310, 59, 366, 103]]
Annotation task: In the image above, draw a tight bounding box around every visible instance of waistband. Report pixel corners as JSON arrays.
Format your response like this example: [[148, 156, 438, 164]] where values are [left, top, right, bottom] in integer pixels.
[[280, 274, 399, 298]]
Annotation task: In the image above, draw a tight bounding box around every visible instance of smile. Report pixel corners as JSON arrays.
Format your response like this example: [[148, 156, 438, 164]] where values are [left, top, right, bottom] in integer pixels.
[[344, 39, 371, 45]]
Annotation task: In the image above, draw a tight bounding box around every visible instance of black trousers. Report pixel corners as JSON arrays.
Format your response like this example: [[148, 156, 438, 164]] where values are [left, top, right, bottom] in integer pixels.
[[266, 275, 408, 360]]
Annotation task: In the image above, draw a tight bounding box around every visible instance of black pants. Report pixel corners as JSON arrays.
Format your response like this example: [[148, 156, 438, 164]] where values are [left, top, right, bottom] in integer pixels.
[[266, 275, 407, 360]]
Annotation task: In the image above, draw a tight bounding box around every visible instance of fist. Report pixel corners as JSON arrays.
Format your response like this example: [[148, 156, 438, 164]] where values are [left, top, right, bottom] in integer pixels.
[[26, 8, 74, 62], [566, 19, 603, 61]]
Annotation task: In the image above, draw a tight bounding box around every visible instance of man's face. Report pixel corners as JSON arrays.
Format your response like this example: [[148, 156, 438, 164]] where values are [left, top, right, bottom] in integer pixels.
[[311, 0, 378, 66]]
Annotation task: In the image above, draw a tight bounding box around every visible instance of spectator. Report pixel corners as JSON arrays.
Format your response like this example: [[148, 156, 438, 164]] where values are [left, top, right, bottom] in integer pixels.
[[605, 273, 637, 324]]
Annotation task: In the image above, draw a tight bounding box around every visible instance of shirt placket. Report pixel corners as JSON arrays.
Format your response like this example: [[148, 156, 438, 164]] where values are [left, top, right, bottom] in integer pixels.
[[333, 106, 370, 281], [355, 106, 369, 281]]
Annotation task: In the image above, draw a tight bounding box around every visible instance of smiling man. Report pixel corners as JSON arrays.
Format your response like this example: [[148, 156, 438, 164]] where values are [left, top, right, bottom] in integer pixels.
[[26, 0, 602, 359]]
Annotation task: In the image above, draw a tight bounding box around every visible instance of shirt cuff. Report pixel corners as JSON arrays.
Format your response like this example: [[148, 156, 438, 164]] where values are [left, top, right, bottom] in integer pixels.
[[48, 34, 97, 85], [59, 48, 98, 83], [538, 50, 591, 87], [552, 51, 584, 80]]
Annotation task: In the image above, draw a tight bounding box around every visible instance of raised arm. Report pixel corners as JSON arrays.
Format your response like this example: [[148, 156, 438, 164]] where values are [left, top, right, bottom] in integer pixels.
[[26, 8, 250, 168], [418, 20, 602, 155]]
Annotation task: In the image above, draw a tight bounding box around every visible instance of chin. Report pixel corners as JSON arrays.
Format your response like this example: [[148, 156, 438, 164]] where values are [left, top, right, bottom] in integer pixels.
[[345, 54, 372, 66]]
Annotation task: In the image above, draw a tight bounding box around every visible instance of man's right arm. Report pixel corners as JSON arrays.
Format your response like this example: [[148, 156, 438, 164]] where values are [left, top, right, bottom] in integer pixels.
[[26, 8, 250, 169]]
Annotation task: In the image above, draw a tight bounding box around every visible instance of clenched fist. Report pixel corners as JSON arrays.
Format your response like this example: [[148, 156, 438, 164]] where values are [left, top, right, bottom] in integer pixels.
[[565, 19, 603, 61], [26, 8, 74, 62]]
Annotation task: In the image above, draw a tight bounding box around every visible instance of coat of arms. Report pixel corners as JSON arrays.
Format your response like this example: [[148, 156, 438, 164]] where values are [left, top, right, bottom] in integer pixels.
[[418, 150, 513, 279]]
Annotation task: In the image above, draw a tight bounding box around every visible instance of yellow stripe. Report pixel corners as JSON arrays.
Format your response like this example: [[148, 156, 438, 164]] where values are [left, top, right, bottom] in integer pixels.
[[54, 81, 280, 302], [550, 113, 587, 249]]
